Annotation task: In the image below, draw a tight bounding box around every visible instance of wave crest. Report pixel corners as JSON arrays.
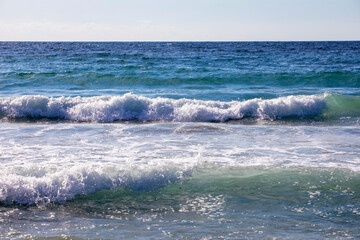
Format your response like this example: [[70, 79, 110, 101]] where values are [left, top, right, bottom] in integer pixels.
[[0, 93, 328, 122], [0, 164, 190, 205]]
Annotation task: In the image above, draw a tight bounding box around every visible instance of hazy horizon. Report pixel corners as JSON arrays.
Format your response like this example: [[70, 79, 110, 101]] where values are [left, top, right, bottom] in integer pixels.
[[1, 40, 360, 42], [1, 0, 359, 41]]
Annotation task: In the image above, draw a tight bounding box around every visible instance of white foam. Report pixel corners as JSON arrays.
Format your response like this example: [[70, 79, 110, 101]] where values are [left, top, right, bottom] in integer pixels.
[[0, 93, 327, 122], [0, 164, 191, 205]]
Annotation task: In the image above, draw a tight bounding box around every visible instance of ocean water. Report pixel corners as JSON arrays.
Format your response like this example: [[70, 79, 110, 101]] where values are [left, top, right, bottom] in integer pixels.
[[0, 41, 360, 239]]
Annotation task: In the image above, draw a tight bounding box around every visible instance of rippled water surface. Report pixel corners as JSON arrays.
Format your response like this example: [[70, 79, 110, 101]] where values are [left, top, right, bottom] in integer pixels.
[[1, 42, 360, 239]]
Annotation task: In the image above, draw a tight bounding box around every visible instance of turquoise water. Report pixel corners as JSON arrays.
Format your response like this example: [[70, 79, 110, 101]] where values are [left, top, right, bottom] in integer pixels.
[[0, 42, 360, 239]]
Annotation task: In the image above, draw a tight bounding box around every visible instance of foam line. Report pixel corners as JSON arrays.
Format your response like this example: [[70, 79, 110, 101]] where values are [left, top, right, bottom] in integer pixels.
[[0, 93, 331, 122]]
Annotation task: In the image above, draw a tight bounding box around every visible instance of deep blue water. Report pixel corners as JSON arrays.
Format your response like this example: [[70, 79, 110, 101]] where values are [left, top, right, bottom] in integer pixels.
[[1, 41, 360, 100]]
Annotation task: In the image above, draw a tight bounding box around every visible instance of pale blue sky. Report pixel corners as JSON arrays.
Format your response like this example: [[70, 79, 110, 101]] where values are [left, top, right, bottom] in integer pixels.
[[0, 0, 359, 41]]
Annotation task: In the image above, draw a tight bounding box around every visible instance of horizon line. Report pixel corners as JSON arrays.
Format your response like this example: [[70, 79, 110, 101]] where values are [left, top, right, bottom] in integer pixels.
[[1, 40, 360, 43]]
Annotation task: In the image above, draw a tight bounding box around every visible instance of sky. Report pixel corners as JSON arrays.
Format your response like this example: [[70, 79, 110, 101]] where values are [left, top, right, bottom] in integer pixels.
[[0, 0, 359, 41]]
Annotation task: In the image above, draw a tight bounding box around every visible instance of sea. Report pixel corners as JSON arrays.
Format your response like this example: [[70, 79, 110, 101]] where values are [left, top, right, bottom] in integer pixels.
[[0, 41, 359, 239]]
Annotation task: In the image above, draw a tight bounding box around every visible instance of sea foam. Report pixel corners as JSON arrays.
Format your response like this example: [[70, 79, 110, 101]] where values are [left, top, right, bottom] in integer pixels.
[[0, 164, 191, 205], [0, 93, 328, 122]]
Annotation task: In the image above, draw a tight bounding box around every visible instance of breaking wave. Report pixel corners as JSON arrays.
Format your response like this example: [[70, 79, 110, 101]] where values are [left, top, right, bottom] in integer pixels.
[[0, 93, 349, 123], [0, 164, 192, 205], [1, 164, 359, 207]]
